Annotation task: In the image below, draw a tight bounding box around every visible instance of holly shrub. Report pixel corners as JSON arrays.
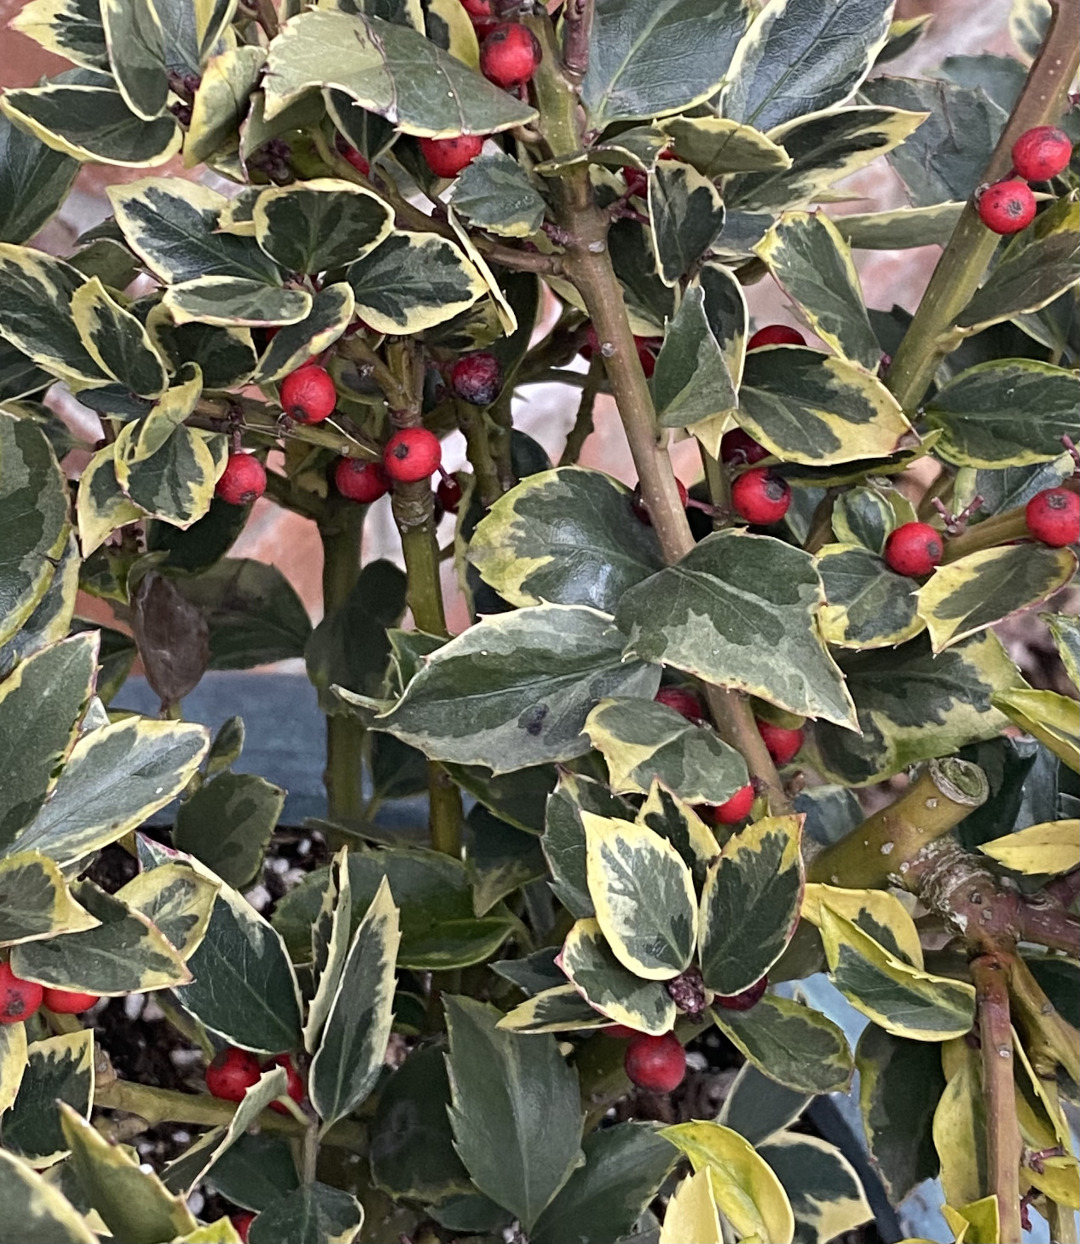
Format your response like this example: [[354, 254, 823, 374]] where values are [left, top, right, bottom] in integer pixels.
[[0, 0, 1078, 1241]]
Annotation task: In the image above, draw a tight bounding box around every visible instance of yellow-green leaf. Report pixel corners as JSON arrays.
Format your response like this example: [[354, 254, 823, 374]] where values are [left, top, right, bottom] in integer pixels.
[[76, 444, 146, 557], [659, 1169, 725, 1244], [942, 1196, 1000, 1244], [8, 0, 108, 70], [758, 1132, 872, 1244], [714, 993, 853, 1094], [992, 687, 1080, 772], [118, 425, 223, 529], [253, 284, 355, 384], [0, 1019, 28, 1115], [496, 983, 611, 1033], [816, 543, 925, 650], [979, 820, 1079, 876], [100, 0, 167, 122], [70, 276, 168, 398], [0, 851, 99, 948], [132, 363, 204, 462], [3, 1029, 94, 1167], [661, 115, 790, 177], [185, 45, 267, 167], [253, 178, 393, 275], [933, 1041, 987, 1211], [803, 883, 923, 968], [0, 1147, 96, 1243], [115, 862, 220, 960]]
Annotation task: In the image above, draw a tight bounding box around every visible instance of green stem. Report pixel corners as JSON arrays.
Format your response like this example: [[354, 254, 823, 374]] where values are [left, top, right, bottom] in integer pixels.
[[192, 395, 380, 461], [1008, 953, 1080, 1084], [562, 356, 602, 465], [885, 0, 1080, 413], [488, 391, 517, 496], [457, 399, 502, 507], [700, 445, 731, 531], [941, 507, 1032, 562]]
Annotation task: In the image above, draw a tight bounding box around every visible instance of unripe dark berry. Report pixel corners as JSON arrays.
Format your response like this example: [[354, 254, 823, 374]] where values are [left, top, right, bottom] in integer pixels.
[[1025, 487, 1079, 547], [748, 324, 805, 350], [655, 686, 704, 723], [712, 782, 755, 825], [450, 352, 503, 406], [0, 962, 43, 1023], [216, 453, 267, 506], [720, 428, 769, 466], [632, 479, 688, 525], [437, 475, 464, 514], [419, 133, 485, 178], [334, 458, 388, 504], [480, 22, 542, 89], [624, 1032, 686, 1093], [715, 975, 768, 1011], [232, 1212, 255, 1242], [383, 428, 442, 483], [884, 522, 944, 577], [731, 467, 791, 525], [756, 719, 804, 766], [43, 987, 100, 1014], [205, 1047, 262, 1102], [268, 1054, 305, 1115], [977, 179, 1037, 234], [1011, 126, 1073, 181], [280, 365, 337, 424]]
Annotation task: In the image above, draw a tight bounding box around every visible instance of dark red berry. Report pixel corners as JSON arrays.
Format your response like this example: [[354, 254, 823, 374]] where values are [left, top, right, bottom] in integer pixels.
[[731, 467, 791, 524], [720, 428, 769, 466], [756, 719, 804, 766], [232, 1212, 255, 1242], [716, 975, 768, 1011], [42, 987, 100, 1014], [383, 428, 442, 483], [280, 365, 336, 424], [0, 962, 43, 1024], [632, 480, 688, 525], [450, 352, 502, 405], [624, 1032, 686, 1093], [1026, 487, 1079, 547], [712, 783, 755, 825], [419, 133, 485, 178], [655, 686, 705, 723], [884, 522, 943, 577], [339, 145, 370, 176], [268, 1054, 305, 1115], [635, 337, 658, 378], [459, 0, 494, 17], [334, 458, 388, 504], [605, 1024, 640, 1039], [216, 453, 267, 506], [748, 325, 805, 350], [622, 166, 648, 198], [579, 323, 600, 360], [205, 1047, 262, 1103], [977, 179, 1037, 234], [480, 22, 542, 89], [437, 475, 464, 513], [1012, 125, 1073, 181]]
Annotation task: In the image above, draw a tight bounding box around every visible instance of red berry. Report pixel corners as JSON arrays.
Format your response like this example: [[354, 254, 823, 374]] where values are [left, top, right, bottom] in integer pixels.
[[216, 453, 267, 506], [655, 686, 705, 723], [280, 365, 336, 424], [268, 1054, 305, 1115], [884, 521, 943, 577], [0, 962, 43, 1024], [459, 0, 494, 17], [450, 352, 503, 405], [480, 23, 542, 89], [756, 719, 804, 766], [334, 458, 388, 504], [715, 975, 768, 1011], [632, 480, 688, 525], [720, 428, 769, 466], [977, 179, 1037, 234], [437, 475, 464, 513], [731, 468, 791, 525], [712, 783, 755, 825], [418, 133, 485, 178], [205, 1047, 262, 1103], [1026, 487, 1079, 547], [42, 987, 100, 1014], [748, 325, 805, 350], [622, 166, 648, 198], [232, 1212, 255, 1243], [1011, 125, 1073, 181], [635, 337, 658, 379], [624, 1032, 686, 1093], [383, 427, 442, 483], [605, 1024, 640, 1039], [340, 145, 370, 176], [580, 323, 600, 359]]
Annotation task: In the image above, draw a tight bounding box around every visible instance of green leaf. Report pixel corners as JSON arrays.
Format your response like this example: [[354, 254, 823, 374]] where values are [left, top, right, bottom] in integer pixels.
[[263, 9, 536, 134], [149, 314, 257, 390], [0, 1019, 28, 1115], [722, 0, 892, 133], [164, 276, 313, 328], [247, 1182, 363, 1244], [445, 995, 583, 1232], [7, 718, 208, 866], [758, 1132, 872, 1244], [0, 851, 98, 949], [924, 359, 1080, 466], [652, 278, 740, 428], [698, 815, 803, 996], [636, 781, 720, 887], [310, 877, 399, 1131], [543, 771, 630, 919], [0, 536, 80, 680], [583, 811, 697, 980], [173, 772, 284, 890], [661, 114, 790, 177], [467, 806, 547, 916], [802, 883, 924, 968], [253, 283, 354, 384], [497, 983, 611, 1033], [917, 544, 1076, 652], [616, 530, 856, 728], [834, 201, 965, 250], [100, 0, 168, 121], [957, 227, 1080, 335], [0, 1148, 96, 1244], [531, 1122, 678, 1244], [204, 1133, 298, 1214], [648, 161, 725, 287], [608, 216, 676, 335], [991, 687, 1080, 772], [755, 212, 879, 370], [373, 604, 659, 772], [585, 696, 747, 805], [832, 484, 906, 553], [468, 468, 663, 612], [346, 230, 485, 335], [0, 337, 52, 401], [556, 917, 677, 1035], [115, 424, 222, 528], [0, 111, 79, 245], [2, 1030, 93, 1165], [70, 277, 168, 398], [75, 444, 145, 557], [816, 543, 924, 650], [116, 860, 219, 960], [581, 0, 748, 128], [184, 45, 267, 167], [9, 0, 108, 70], [1044, 613, 1080, 690], [712, 993, 853, 1093], [819, 906, 976, 1040], [718, 1062, 810, 1146], [448, 150, 547, 238], [253, 178, 392, 275]]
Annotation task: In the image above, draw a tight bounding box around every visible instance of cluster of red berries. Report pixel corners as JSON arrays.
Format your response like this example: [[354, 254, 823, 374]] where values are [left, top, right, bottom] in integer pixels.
[[977, 126, 1072, 235], [0, 961, 99, 1024], [205, 1046, 305, 1115]]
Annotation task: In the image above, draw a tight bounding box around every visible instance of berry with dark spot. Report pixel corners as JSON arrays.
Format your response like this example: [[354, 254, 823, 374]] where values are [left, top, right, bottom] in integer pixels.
[[624, 1032, 686, 1093], [450, 352, 503, 405], [334, 458, 388, 504], [216, 453, 267, 506], [383, 428, 442, 483], [977, 179, 1037, 234], [731, 467, 791, 524], [1011, 125, 1072, 181], [0, 962, 43, 1024], [280, 364, 337, 424], [748, 325, 805, 349], [654, 686, 704, 723], [712, 783, 755, 825], [715, 975, 768, 1011], [480, 23, 542, 89], [43, 987, 100, 1014], [419, 134, 485, 178], [884, 522, 943, 577], [720, 428, 769, 465], [205, 1047, 262, 1102], [1026, 487, 1079, 547], [756, 719, 804, 766]]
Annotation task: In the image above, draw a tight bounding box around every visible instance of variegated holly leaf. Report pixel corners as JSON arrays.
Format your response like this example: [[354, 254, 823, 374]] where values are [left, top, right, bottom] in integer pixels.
[[817, 543, 925, 650], [0, 1020, 28, 1117], [70, 276, 168, 398], [371, 604, 660, 772], [1043, 613, 1080, 689], [713, 993, 853, 1094], [497, 983, 611, 1033], [636, 782, 719, 888], [0, 1148, 97, 1242], [0, 111, 79, 246], [253, 179, 393, 275], [661, 1169, 724, 1244], [957, 225, 1080, 337], [661, 115, 790, 177], [76, 444, 145, 557], [253, 283, 354, 383], [448, 150, 547, 238], [834, 202, 965, 250], [652, 275, 740, 427], [991, 688, 1079, 772], [149, 314, 258, 391], [556, 918, 677, 1036], [582, 811, 697, 980], [184, 45, 266, 167], [116, 424, 223, 528], [832, 485, 909, 553], [616, 530, 856, 728], [9, 0, 108, 70], [584, 697, 747, 805], [649, 161, 725, 287], [468, 467, 663, 611], [100, 0, 168, 121], [802, 883, 923, 968], [2, 1029, 94, 1166], [719, 1062, 810, 1145], [115, 862, 219, 960], [0, 852, 98, 949], [543, 771, 632, 920], [263, 9, 537, 134], [979, 820, 1079, 876], [924, 359, 1080, 466], [164, 276, 313, 327], [759, 1133, 872, 1244], [0, 534, 80, 680], [698, 815, 803, 996], [754, 212, 879, 371], [0, 337, 52, 401]]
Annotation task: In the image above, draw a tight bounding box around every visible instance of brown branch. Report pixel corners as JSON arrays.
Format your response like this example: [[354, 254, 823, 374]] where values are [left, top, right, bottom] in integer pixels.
[[1015, 895, 1080, 956], [562, 0, 594, 81], [191, 395, 381, 462]]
